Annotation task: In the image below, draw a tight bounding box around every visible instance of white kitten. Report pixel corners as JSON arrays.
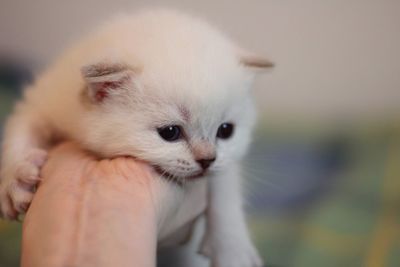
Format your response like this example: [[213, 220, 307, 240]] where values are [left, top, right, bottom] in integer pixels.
[[0, 9, 272, 267]]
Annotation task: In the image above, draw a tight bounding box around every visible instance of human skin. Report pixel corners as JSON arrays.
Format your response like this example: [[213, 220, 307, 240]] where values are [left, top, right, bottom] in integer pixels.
[[21, 142, 160, 267]]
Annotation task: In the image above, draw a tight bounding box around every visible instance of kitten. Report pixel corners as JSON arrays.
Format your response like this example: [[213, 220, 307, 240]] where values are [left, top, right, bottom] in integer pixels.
[[0, 9, 272, 267]]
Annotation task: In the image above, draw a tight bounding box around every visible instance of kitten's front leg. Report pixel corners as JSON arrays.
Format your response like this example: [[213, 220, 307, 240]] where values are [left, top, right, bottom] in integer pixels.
[[0, 103, 51, 219], [201, 165, 263, 267]]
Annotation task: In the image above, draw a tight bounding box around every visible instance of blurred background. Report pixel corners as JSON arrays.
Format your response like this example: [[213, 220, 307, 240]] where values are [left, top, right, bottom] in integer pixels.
[[0, 0, 399, 266]]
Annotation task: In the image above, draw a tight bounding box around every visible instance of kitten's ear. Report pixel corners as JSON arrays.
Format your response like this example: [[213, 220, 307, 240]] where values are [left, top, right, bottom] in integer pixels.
[[238, 50, 275, 71], [81, 62, 133, 103]]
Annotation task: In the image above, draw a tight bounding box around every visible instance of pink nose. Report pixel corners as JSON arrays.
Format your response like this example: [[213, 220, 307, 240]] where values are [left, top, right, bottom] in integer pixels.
[[196, 157, 216, 170]]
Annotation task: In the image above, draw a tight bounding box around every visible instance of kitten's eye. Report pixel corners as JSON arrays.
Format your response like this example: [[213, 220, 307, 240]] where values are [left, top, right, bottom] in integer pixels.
[[217, 123, 234, 139], [157, 125, 182, 142]]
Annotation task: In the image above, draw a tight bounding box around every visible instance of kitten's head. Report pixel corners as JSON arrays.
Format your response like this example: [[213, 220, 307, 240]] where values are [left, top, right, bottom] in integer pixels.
[[79, 10, 273, 180]]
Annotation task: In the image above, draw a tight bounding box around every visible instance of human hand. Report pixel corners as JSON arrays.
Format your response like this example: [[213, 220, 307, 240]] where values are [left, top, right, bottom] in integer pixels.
[[21, 142, 159, 267]]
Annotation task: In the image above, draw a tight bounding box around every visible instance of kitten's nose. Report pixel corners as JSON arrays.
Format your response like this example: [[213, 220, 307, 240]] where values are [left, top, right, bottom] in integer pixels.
[[196, 157, 216, 170]]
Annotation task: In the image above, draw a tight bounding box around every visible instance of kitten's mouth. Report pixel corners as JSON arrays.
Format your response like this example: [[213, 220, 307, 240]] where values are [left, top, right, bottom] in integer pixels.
[[152, 165, 206, 181]]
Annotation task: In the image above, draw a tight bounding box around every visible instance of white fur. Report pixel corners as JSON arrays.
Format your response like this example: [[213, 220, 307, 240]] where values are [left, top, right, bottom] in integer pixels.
[[0, 9, 267, 267]]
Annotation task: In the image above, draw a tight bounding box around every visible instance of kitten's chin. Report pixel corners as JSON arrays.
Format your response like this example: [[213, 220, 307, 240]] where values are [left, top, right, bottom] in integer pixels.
[[152, 165, 207, 182]]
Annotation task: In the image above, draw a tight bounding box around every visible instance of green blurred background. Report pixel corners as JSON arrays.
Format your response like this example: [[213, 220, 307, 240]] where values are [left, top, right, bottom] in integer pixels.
[[0, 1, 400, 266]]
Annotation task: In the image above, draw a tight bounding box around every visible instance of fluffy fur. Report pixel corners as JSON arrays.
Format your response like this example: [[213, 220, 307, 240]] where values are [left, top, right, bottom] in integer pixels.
[[0, 9, 271, 267]]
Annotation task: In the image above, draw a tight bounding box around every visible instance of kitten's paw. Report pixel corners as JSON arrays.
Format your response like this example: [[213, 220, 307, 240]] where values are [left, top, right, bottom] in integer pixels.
[[0, 149, 47, 220], [210, 240, 264, 267]]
